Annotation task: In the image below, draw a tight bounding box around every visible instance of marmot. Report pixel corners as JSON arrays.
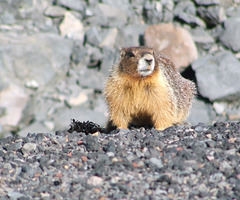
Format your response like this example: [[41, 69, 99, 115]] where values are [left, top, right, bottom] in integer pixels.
[[104, 46, 196, 132]]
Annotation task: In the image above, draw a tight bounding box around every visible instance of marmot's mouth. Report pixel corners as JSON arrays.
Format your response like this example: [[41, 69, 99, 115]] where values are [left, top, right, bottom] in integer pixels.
[[139, 69, 153, 77], [140, 68, 150, 72], [140, 65, 151, 71]]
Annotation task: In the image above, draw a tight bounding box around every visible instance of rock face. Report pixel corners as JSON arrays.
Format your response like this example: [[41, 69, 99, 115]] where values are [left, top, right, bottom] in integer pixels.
[[0, 32, 73, 87], [219, 17, 240, 52], [144, 23, 198, 70], [192, 51, 240, 101], [174, 1, 205, 27]]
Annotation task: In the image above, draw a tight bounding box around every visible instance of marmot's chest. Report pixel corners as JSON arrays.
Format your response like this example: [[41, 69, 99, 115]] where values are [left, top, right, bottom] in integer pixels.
[[118, 73, 172, 107], [123, 82, 155, 98], [121, 76, 172, 106], [121, 81, 158, 110]]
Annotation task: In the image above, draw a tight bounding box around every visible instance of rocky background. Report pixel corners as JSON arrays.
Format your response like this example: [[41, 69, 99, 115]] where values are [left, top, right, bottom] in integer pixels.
[[1, 1, 240, 199], [0, 0, 240, 137]]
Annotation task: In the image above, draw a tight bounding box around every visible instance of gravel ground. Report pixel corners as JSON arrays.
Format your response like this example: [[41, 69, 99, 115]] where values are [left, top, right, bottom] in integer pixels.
[[0, 122, 240, 200]]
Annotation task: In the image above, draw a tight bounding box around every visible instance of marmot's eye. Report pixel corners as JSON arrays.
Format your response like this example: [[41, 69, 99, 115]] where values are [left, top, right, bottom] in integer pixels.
[[126, 52, 135, 58]]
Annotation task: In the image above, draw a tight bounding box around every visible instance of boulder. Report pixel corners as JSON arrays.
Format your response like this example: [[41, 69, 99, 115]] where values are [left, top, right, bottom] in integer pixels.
[[99, 28, 118, 48], [174, 1, 205, 27], [44, 6, 66, 17], [116, 24, 146, 48], [190, 27, 215, 44], [85, 27, 103, 46], [77, 66, 107, 91], [143, 1, 165, 24], [86, 3, 128, 27], [100, 47, 118, 76], [192, 51, 240, 101], [188, 99, 215, 125], [0, 85, 29, 128], [0, 32, 73, 87], [219, 17, 240, 52], [144, 23, 198, 70], [194, 0, 220, 6], [56, 0, 86, 12], [197, 6, 226, 27], [59, 11, 85, 42]]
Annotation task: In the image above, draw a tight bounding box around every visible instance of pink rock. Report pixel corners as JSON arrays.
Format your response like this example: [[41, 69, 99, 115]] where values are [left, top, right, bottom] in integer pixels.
[[0, 85, 29, 129], [144, 23, 198, 70], [87, 176, 103, 186]]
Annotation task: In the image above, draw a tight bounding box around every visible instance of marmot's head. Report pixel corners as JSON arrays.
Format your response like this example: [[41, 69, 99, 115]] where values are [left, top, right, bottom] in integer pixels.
[[119, 47, 158, 78]]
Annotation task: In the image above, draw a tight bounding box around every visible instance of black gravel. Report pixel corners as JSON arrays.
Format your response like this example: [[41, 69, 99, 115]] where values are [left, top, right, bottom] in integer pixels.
[[0, 122, 240, 200]]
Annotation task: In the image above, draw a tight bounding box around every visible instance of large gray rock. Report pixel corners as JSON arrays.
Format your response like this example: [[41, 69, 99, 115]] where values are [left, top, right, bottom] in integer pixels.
[[116, 24, 146, 47], [192, 51, 240, 101], [194, 0, 220, 6], [219, 17, 240, 52], [56, 0, 86, 12], [65, 85, 89, 107], [195, 0, 233, 8], [71, 43, 89, 65], [21, 94, 57, 123], [0, 32, 73, 87], [102, 0, 131, 10], [93, 96, 108, 117], [188, 99, 215, 125], [0, 0, 55, 32], [99, 28, 118, 48], [59, 11, 85, 42], [86, 3, 128, 27], [143, 1, 164, 24], [100, 47, 118, 76], [174, 1, 206, 27], [190, 27, 215, 44], [197, 6, 226, 27], [226, 7, 240, 18], [77, 66, 107, 91], [85, 27, 103, 46], [44, 6, 66, 18]]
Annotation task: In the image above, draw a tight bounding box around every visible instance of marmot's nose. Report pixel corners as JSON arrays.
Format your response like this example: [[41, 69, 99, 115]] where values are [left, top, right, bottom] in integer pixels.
[[145, 58, 153, 65]]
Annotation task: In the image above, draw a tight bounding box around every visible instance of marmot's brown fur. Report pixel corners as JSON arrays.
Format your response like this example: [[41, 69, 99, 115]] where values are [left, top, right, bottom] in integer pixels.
[[104, 46, 196, 132]]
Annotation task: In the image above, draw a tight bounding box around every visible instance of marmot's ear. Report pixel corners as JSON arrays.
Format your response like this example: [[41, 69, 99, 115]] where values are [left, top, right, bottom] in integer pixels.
[[150, 48, 154, 55], [120, 48, 126, 58], [152, 49, 156, 58]]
